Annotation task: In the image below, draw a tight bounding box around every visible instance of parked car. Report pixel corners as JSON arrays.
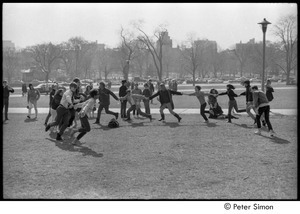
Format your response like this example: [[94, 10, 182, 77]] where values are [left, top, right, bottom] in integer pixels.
[[250, 78, 262, 83], [35, 83, 66, 94], [207, 78, 224, 84]]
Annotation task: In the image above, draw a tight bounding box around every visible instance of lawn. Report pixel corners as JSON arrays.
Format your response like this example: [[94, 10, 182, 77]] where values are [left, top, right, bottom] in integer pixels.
[[2, 113, 297, 199], [9, 83, 297, 110]]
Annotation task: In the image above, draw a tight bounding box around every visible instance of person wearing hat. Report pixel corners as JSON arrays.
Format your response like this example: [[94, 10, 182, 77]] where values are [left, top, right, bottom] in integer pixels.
[[70, 88, 99, 145], [251, 85, 275, 137], [119, 80, 128, 118], [239, 80, 256, 124], [94, 81, 119, 124], [3, 80, 14, 121], [45, 82, 78, 141], [217, 84, 246, 123], [149, 83, 183, 122]]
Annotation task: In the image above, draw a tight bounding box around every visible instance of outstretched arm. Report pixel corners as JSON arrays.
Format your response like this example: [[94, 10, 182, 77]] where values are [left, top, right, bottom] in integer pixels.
[[149, 91, 159, 100], [109, 90, 119, 101]]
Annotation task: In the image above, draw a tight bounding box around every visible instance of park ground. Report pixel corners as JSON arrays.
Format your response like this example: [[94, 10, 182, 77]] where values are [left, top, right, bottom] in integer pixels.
[[2, 112, 297, 199]]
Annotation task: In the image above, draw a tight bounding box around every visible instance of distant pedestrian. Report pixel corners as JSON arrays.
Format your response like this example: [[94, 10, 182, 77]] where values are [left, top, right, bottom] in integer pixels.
[[217, 84, 246, 123], [3, 80, 14, 121], [27, 83, 40, 119], [22, 82, 27, 97], [149, 83, 183, 122], [252, 86, 275, 137], [94, 82, 119, 124]]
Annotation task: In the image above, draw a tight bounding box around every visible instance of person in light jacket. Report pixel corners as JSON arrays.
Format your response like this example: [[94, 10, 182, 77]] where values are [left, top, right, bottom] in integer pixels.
[[252, 86, 275, 137]]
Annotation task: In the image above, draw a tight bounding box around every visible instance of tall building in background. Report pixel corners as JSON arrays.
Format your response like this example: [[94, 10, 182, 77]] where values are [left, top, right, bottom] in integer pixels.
[[3, 40, 15, 49]]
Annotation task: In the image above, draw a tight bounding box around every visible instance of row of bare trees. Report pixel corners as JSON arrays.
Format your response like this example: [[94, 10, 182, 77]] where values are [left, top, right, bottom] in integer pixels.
[[3, 15, 297, 85]]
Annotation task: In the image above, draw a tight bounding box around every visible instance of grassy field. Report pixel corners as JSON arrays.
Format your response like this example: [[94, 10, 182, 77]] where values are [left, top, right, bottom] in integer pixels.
[[9, 83, 297, 110], [2, 113, 297, 199]]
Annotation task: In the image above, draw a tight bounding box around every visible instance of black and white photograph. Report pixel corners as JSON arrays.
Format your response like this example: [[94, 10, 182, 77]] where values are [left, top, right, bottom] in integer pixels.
[[2, 3, 298, 210]]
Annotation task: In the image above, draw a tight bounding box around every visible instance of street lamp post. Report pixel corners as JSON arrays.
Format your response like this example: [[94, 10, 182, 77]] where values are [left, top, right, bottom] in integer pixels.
[[258, 18, 271, 92]]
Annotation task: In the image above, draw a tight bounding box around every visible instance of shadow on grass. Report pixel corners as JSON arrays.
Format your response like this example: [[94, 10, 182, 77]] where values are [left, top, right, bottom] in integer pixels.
[[131, 122, 145, 128], [206, 122, 218, 127], [24, 118, 38, 123], [93, 124, 111, 131], [163, 122, 180, 128], [46, 137, 103, 158], [260, 135, 291, 144], [270, 111, 285, 116], [233, 123, 254, 129]]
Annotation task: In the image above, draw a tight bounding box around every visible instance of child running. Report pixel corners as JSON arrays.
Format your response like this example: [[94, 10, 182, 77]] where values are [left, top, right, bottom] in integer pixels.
[[27, 83, 41, 119], [184, 85, 215, 123], [120, 89, 152, 121], [252, 86, 275, 137], [45, 82, 78, 141], [149, 83, 183, 122], [217, 84, 246, 123], [70, 89, 99, 145]]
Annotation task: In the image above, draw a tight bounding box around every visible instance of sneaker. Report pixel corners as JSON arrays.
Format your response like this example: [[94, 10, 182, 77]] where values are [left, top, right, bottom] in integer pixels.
[[115, 113, 119, 120], [56, 134, 63, 141], [45, 124, 51, 132], [149, 115, 152, 122], [178, 117, 182, 123], [262, 120, 267, 127], [27, 116, 30, 119], [71, 139, 77, 145], [255, 129, 261, 135], [227, 121, 232, 123], [158, 118, 164, 122], [93, 121, 100, 124], [204, 120, 209, 123], [269, 130, 275, 137]]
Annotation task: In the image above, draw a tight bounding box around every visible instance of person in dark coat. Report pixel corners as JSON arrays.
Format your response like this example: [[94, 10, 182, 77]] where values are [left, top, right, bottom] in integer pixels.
[[22, 82, 27, 96], [3, 80, 14, 121], [119, 80, 128, 118], [217, 84, 246, 123], [94, 82, 119, 124], [149, 83, 183, 122]]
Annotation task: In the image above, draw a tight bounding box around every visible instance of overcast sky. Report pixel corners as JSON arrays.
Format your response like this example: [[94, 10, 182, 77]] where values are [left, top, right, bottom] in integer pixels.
[[3, 3, 297, 50]]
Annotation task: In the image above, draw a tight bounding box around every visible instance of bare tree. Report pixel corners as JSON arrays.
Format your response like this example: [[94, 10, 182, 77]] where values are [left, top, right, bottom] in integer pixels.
[[180, 35, 201, 86], [137, 25, 168, 81], [27, 43, 61, 82], [119, 27, 138, 80], [273, 14, 297, 84], [3, 48, 19, 83]]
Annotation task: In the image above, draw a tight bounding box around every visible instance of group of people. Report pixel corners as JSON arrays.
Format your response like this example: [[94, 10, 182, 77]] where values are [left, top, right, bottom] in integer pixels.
[[3, 77, 275, 145]]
